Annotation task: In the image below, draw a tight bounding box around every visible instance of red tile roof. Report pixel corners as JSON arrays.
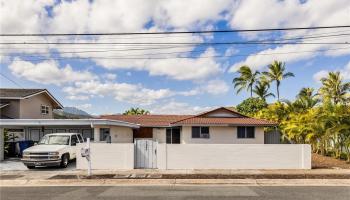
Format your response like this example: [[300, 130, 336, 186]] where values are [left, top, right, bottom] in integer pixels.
[[100, 115, 276, 127], [100, 107, 277, 127], [99, 114, 193, 127], [172, 117, 276, 126]]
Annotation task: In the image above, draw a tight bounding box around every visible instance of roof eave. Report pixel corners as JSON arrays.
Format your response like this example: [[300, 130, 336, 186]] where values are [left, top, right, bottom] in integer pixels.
[[0, 119, 140, 128], [172, 123, 277, 127]]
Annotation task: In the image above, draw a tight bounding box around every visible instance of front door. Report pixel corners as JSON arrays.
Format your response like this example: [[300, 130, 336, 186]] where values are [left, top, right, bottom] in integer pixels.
[[134, 139, 157, 169]]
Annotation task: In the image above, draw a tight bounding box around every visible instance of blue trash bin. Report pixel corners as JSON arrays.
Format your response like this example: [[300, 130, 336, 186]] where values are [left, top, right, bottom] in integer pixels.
[[18, 140, 34, 156]]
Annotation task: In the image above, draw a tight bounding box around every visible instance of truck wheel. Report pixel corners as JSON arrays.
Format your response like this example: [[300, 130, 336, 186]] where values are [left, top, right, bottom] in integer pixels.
[[26, 166, 35, 169], [60, 154, 69, 168]]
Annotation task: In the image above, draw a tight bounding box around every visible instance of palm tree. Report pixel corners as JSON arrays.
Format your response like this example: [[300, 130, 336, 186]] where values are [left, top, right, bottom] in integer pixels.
[[253, 81, 275, 101], [232, 65, 260, 97], [123, 107, 150, 115], [262, 61, 294, 101], [319, 71, 350, 104], [296, 87, 320, 109]]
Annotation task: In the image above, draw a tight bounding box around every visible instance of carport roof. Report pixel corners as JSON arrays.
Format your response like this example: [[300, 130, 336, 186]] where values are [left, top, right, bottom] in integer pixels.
[[0, 119, 140, 128]]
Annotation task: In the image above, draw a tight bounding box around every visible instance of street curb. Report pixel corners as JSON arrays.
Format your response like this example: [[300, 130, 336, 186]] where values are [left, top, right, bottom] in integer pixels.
[[1, 179, 350, 187]]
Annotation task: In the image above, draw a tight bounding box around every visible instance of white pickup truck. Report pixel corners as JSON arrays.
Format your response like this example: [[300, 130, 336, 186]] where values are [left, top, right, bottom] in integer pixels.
[[21, 133, 84, 169]]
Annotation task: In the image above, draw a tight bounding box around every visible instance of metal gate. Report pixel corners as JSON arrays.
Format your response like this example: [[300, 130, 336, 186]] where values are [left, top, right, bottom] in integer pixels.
[[134, 139, 157, 169]]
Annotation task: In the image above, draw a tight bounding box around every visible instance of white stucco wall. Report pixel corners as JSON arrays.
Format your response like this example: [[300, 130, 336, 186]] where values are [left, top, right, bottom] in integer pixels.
[[181, 126, 264, 144], [153, 128, 166, 143], [93, 126, 133, 143], [76, 143, 134, 169], [157, 144, 311, 169]]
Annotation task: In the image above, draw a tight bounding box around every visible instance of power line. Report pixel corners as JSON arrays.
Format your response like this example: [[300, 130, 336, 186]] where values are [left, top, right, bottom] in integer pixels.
[[9, 46, 350, 61], [1, 25, 350, 36], [2, 31, 349, 43], [0, 73, 23, 88], [0, 42, 348, 45], [2, 33, 349, 56]]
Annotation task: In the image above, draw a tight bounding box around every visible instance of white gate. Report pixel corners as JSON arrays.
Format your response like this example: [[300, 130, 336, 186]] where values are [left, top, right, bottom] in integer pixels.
[[134, 139, 157, 169]]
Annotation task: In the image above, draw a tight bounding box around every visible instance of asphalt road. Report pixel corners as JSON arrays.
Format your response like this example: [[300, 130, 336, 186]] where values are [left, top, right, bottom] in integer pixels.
[[1, 186, 350, 200]]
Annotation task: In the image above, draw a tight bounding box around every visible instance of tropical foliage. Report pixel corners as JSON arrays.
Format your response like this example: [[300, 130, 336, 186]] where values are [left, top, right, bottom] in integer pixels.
[[236, 97, 267, 116], [233, 62, 350, 162], [123, 107, 150, 115]]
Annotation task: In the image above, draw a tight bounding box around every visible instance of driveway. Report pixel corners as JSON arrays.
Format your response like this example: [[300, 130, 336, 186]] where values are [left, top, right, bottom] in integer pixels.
[[0, 158, 76, 171]]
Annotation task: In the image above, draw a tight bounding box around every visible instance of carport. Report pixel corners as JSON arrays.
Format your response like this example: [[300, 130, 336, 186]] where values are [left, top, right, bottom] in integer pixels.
[[0, 119, 139, 160]]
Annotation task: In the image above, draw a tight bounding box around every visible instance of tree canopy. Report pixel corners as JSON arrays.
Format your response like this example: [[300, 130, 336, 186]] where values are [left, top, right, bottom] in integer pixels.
[[123, 107, 150, 115]]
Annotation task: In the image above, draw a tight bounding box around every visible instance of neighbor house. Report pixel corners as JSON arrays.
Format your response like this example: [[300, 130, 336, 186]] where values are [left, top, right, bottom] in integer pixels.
[[0, 88, 63, 119]]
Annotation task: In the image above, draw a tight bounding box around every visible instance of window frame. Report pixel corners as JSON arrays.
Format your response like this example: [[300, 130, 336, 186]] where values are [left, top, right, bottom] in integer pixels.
[[237, 126, 255, 139], [100, 128, 111, 141], [70, 135, 78, 146], [191, 126, 210, 139], [41, 105, 49, 115]]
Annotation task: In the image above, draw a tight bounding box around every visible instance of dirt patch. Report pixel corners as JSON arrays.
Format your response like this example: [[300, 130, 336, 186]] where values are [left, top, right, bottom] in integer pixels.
[[312, 153, 350, 169]]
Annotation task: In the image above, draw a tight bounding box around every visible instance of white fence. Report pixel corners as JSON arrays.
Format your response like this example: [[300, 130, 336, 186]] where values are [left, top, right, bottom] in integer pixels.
[[157, 144, 311, 169], [76, 143, 134, 170], [76, 143, 311, 170]]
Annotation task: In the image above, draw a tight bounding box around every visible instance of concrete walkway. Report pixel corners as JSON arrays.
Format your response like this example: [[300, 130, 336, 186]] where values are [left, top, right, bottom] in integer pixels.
[[1, 178, 350, 187]]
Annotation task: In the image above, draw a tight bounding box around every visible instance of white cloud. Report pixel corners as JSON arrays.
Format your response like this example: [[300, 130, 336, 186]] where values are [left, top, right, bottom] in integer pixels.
[[89, 46, 223, 81], [8, 58, 97, 85], [148, 100, 216, 114], [153, 0, 232, 28], [224, 47, 239, 56], [76, 103, 92, 110], [228, 0, 350, 72], [63, 80, 173, 106], [66, 95, 90, 101], [314, 61, 350, 82], [204, 79, 230, 95], [0, 0, 53, 34], [62, 78, 229, 106], [343, 61, 350, 80], [229, 0, 349, 36], [103, 73, 117, 80], [180, 79, 230, 96], [313, 70, 329, 82]]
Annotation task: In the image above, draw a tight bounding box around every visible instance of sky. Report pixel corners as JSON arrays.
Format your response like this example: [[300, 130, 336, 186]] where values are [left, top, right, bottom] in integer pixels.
[[0, 0, 349, 115]]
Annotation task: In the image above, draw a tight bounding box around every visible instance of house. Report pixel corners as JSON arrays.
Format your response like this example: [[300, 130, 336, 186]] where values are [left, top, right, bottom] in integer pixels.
[[0, 88, 63, 119], [99, 107, 276, 144], [0, 88, 139, 160]]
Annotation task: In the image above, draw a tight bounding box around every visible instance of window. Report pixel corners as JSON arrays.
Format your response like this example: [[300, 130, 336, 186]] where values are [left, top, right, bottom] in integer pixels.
[[166, 128, 180, 144], [41, 105, 49, 115], [192, 126, 210, 139], [71, 135, 78, 146], [100, 128, 110, 141], [237, 127, 255, 138], [82, 129, 94, 141]]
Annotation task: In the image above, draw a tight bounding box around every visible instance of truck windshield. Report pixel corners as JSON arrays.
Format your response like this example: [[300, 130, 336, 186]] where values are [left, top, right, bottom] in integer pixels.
[[39, 135, 70, 145]]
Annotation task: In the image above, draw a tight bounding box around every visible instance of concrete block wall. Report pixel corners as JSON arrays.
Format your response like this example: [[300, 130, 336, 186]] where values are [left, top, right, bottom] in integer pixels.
[[76, 143, 134, 170], [157, 144, 311, 169]]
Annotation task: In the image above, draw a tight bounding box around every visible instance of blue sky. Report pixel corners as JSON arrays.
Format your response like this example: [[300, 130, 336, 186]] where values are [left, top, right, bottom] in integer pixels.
[[0, 0, 349, 115]]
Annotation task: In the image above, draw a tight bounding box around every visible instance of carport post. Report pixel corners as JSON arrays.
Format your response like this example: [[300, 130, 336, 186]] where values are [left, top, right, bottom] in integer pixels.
[[0, 128, 4, 161]]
